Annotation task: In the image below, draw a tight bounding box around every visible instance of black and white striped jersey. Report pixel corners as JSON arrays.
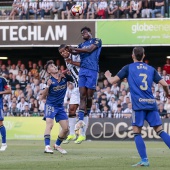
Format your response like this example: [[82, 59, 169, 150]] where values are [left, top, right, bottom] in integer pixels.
[[65, 54, 80, 87]]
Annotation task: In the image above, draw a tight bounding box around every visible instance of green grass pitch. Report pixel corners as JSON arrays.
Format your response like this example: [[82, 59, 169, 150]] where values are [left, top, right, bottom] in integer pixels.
[[0, 140, 169, 170]]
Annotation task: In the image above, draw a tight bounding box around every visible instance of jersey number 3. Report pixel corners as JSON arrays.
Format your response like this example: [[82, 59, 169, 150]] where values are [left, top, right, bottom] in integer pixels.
[[139, 73, 148, 90]]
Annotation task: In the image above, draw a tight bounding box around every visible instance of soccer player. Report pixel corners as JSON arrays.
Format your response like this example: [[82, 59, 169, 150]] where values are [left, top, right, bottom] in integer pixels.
[[104, 47, 170, 167], [58, 44, 88, 144], [0, 76, 12, 151], [42, 60, 73, 154], [66, 26, 102, 131]]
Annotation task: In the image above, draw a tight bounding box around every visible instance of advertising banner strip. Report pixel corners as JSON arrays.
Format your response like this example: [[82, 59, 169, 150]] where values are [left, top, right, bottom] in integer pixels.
[[86, 118, 170, 140], [0, 21, 95, 47], [4, 117, 60, 140], [97, 19, 170, 46]]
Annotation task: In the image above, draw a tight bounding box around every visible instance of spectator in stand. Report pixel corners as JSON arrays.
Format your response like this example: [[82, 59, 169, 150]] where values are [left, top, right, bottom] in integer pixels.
[[50, 0, 64, 20], [122, 96, 131, 111], [32, 107, 39, 117], [20, 75, 28, 91], [3, 104, 10, 117], [14, 84, 22, 98], [99, 99, 108, 111], [117, 0, 130, 19], [86, 0, 98, 19], [16, 70, 24, 82], [37, 60, 43, 73], [162, 70, 169, 83], [30, 63, 38, 75], [20, 64, 28, 75], [114, 104, 123, 118], [27, 60, 33, 71], [141, 0, 155, 18], [6, 60, 12, 70], [96, 0, 108, 19], [157, 66, 162, 76], [25, 84, 33, 100], [7, 0, 22, 20], [151, 0, 165, 18], [21, 104, 31, 117], [163, 58, 170, 75], [111, 83, 119, 98], [101, 105, 112, 118], [9, 64, 19, 76], [40, 0, 53, 20], [62, 0, 74, 19], [120, 78, 129, 91], [16, 60, 22, 70], [102, 79, 111, 90], [89, 103, 101, 118], [123, 102, 132, 118], [17, 97, 28, 113], [39, 78, 47, 90], [9, 102, 20, 116], [39, 98, 46, 116], [108, 96, 117, 113], [107, 0, 118, 18], [104, 86, 114, 101], [9, 74, 20, 91], [20, 0, 30, 20], [159, 103, 168, 118], [128, 0, 142, 18], [164, 98, 170, 116], [0, 64, 9, 76]]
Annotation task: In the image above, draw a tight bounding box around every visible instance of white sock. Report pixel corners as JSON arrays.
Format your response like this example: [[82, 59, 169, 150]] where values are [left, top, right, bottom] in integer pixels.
[[69, 117, 77, 135], [81, 116, 89, 136]]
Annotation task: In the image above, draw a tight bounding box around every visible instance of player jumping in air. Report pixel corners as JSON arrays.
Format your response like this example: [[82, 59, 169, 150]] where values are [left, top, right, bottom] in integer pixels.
[[105, 47, 170, 167], [66, 26, 102, 131], [58, 44, 88, 144], [41, 60, 74, 154], [0, 76, 12, 151]]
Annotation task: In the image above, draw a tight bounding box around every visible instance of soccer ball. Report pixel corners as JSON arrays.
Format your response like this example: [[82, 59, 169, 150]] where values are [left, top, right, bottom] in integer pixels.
[[71, 5, 83, 16]]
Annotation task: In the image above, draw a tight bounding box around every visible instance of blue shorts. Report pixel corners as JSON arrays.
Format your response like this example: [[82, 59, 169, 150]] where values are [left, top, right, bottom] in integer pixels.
[[44, 104, 68, 122], [132, 110, 162, 127], [0, 108, 4, 121], [78, 68, 98, 90]]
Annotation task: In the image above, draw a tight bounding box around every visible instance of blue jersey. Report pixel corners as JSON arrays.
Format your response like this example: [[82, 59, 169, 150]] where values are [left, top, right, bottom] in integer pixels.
[[46, 75, 73, 107], [117, 62, 162, 111], [78, 38, 102, 71], [0, 76, 8, 109]]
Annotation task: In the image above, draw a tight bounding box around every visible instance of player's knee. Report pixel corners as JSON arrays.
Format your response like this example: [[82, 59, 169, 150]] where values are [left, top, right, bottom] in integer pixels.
[[62, 127, 69, 134]]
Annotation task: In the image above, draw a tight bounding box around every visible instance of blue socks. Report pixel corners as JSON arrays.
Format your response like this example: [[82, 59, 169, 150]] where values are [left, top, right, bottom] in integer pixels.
[[134, 133, 148, 161], [56, 136, 64, 146], [44, 134, 50, 146], [78, 110, 85, 121], [0, 125, 6, 143], [158, 130, 170, 148]]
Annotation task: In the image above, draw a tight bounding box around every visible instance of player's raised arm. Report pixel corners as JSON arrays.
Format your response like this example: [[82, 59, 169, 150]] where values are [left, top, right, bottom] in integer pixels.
[[41, 79, 52, 99], [104, 70, 120, 84]]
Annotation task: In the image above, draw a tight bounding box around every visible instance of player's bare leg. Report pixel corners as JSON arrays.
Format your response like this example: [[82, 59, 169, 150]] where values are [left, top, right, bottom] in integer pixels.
[[63, 104, 78, 144], [44, 118, 54, 154], [54, 120, 69, 154]]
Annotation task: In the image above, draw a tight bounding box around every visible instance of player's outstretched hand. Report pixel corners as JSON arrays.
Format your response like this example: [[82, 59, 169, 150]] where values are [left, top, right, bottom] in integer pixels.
[[104, 70, 112, 78]]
